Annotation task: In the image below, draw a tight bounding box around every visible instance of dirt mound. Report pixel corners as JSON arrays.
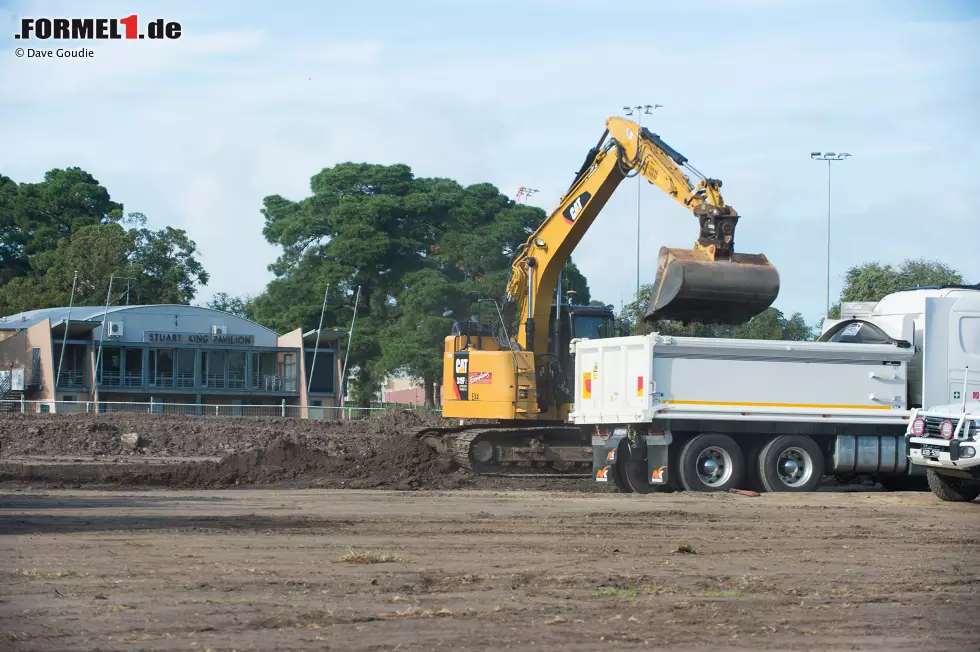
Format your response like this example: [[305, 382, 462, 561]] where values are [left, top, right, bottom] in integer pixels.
[[167, 431, 469, 491], [0, 410, 531, 491]]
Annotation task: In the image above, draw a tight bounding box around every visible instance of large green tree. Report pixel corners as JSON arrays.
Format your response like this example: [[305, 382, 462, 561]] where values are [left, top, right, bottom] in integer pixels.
[[254, 163, 466, 406], [0, 168, 124, 284], [829, 258, 965, 318], [0, 170, 209, 314], [253, 164, 602, 407]]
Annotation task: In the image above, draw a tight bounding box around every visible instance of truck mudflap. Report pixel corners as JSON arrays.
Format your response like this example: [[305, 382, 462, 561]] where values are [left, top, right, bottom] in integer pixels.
[[592, 427, 672, 492]]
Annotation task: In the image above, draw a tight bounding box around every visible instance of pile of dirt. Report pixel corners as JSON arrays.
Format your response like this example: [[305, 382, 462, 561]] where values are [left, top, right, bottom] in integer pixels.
[[0, 409, 455, 459], [0, 411, 595, 492]]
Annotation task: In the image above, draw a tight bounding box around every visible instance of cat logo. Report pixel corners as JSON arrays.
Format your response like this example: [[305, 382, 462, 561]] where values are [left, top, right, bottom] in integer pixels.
[[562, 191, 592, 223], [650, 466, 667, 483], [606, 448, 617, 462], [595, 466, 611, 482]]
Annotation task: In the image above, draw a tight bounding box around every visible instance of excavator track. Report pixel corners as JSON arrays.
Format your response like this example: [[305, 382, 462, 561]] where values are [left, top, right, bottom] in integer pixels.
[[417, 424, 593, 477]]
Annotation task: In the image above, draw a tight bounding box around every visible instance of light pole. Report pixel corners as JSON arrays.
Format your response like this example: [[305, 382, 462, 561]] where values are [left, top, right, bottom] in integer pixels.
[[515, 186, 538, 205], [810, 151, 852, 320], [623, 103, 661, 299]]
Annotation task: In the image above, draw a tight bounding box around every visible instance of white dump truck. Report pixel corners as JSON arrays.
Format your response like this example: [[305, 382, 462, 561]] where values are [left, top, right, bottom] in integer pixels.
[[576, 285, 980, 493]]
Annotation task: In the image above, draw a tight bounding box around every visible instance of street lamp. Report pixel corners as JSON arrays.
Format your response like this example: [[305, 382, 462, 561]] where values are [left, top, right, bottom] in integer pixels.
[[810, 151, 852, 320], [623, 104, 661, 299]]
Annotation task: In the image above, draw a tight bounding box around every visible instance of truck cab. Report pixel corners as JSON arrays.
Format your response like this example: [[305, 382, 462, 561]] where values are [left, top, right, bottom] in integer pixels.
[[820, 285, 980, 501]]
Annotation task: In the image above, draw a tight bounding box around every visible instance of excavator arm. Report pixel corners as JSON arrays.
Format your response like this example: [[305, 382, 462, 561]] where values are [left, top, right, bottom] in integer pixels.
[[508, 116, 779, 361]]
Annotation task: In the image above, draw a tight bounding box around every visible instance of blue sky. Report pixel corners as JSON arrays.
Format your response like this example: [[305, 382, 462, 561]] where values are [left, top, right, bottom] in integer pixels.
[[1, 0, 978, 328]]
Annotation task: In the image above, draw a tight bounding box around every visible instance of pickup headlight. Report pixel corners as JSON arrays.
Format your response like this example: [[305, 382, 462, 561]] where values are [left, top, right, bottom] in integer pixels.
[[960, 446, 976, 459]]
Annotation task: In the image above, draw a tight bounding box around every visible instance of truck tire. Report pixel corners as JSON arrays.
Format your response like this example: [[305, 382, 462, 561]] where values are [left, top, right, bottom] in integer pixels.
[[758, 435, 823, 492], [926, 469, 980, 502], [612, 439, 633, 493], [615, 437, 675, 494], [678, 434, 744, 492]]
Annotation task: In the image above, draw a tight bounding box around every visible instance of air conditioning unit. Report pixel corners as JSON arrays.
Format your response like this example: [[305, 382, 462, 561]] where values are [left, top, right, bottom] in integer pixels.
[[107, 321, 124, 338], [212, 324, 227, 335]]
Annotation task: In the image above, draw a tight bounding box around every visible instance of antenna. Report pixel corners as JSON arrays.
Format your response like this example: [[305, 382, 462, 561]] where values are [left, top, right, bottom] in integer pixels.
[[963, 366, 969, 414]]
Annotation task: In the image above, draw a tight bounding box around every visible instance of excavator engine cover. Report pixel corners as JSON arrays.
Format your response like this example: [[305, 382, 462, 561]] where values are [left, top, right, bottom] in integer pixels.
[[645, 247, 780, 324]]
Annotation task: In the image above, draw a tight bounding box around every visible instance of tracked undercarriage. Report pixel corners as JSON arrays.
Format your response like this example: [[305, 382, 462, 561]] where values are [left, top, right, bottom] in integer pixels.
[[418, 423, 593, 476]]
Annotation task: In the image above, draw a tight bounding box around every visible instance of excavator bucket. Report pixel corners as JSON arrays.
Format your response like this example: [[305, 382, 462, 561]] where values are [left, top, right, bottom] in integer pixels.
[[645, 247, 780, 324]]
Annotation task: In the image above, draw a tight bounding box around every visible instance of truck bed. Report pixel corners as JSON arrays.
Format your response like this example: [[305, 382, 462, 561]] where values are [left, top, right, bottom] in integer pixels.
[[570, 334, 914, 426]]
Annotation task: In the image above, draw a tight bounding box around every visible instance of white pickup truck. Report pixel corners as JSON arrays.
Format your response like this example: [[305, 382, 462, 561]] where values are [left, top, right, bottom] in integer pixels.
[[574, 284, 980, 494], [905, 399, 980, 502]]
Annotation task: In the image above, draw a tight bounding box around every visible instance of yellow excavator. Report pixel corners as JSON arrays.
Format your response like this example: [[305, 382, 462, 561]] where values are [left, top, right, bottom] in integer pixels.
[[421, 116, 780, 475]]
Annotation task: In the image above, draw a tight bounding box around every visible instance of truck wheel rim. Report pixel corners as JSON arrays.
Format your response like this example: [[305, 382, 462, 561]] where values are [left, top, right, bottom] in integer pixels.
[[696, 446, 733, 487], [777, 447, 812, 487]]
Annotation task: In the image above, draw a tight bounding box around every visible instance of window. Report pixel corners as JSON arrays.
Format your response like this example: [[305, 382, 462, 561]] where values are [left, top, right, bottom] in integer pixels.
[[282, 353, 296, 392], [150, 349, 174, 387], [124, 349, 143, 387], [100, 348, 122, 386], [304, 351, 335, 394], [228, 351, 246, 389], [176, 349, 195, 388], [202, 350, 228, 389]]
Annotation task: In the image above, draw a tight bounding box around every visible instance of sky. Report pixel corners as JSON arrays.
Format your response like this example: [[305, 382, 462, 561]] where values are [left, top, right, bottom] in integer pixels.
[[1, 0, 978, 328]]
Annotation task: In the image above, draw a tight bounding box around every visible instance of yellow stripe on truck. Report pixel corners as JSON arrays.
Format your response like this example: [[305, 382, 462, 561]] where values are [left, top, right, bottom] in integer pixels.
[[667, 399, 892, 411]]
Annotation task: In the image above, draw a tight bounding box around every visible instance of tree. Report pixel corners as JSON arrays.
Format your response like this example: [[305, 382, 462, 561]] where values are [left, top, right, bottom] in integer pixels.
[[828, 258, 965, 318], [0, 168, 124, 284], [255, 163, 460, 406], [0, 221, 210, 314], [253, 164, 605, 407], [205, 292, 256, 320]]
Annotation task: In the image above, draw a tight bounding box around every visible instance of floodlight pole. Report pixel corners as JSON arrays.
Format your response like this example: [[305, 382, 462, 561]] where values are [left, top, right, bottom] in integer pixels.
[[623, 103, 660, 299], [810, 151, 852, 319]]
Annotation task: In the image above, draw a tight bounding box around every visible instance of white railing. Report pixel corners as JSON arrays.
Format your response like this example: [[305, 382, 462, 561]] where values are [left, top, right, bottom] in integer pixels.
[[0, 398, 435, 421]]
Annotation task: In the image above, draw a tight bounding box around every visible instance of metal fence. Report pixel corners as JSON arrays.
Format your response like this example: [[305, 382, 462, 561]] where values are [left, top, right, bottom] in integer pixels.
[[0, 398, 438, 421]]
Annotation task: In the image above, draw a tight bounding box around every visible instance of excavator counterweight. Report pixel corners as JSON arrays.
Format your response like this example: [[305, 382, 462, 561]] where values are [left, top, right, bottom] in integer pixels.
[[647, 247, 780, 324]]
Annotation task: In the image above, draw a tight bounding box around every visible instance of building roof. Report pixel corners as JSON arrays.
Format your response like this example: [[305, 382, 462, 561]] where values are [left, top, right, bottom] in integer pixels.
[[0, 304, 276, 334]]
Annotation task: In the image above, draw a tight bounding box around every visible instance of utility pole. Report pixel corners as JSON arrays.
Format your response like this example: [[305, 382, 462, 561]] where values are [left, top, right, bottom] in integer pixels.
[[56, 270, 78, 389], [810, 151, 852, 319], [623, 103, 661, 299]]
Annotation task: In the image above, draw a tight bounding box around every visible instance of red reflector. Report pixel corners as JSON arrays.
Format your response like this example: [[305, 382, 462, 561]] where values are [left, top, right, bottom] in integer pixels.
[[911, 418, 925, 436], [940, 420, 954, 439]]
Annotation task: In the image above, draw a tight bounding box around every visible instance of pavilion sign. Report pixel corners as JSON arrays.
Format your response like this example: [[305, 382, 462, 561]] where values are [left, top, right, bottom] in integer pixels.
[[144, 332, 255, 346]]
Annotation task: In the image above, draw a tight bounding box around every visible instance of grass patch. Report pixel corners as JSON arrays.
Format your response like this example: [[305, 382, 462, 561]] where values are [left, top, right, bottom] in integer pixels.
[[339, 547, 403, 564], [597, 587, 638, 598]]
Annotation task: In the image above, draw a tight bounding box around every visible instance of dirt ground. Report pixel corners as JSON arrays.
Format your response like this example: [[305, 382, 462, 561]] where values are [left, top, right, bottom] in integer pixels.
[[1, 488, 978, 651]]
